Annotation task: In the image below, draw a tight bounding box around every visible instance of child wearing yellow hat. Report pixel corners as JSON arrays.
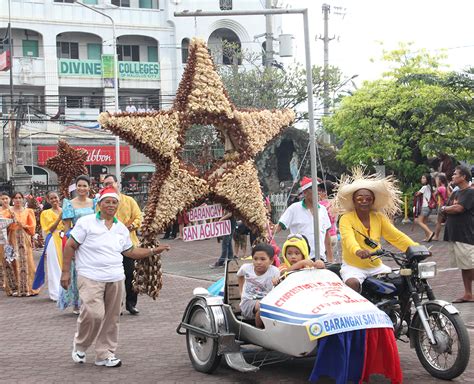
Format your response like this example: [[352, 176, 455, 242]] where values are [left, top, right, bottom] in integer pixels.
[[280, 234, 326, 274]]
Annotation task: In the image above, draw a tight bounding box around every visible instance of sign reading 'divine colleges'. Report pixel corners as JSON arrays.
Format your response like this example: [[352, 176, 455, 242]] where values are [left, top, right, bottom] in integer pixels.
[[58, 58, 160, 80]]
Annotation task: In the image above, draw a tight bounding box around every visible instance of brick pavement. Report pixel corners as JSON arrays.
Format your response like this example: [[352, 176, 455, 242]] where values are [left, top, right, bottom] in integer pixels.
[[0, 222, 472, 383]]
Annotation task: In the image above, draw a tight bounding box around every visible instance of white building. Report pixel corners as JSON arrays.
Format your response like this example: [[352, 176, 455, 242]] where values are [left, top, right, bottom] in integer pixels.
[[0, 0, 284, 183]]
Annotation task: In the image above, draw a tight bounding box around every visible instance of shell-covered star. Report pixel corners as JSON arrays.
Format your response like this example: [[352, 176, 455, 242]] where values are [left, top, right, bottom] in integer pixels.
[[46, 139, 88, 199], [98, 38, 294, 298]]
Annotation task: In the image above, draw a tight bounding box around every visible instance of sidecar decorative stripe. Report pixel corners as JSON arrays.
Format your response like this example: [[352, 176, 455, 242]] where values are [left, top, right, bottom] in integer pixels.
[[260, 303, 323, 319], [260, 311, 307, 324]]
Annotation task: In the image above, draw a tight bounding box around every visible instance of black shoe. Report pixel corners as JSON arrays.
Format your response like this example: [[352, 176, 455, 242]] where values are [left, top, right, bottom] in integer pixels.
[[127, 306, 140, 315], [161, 236, 170, 240]]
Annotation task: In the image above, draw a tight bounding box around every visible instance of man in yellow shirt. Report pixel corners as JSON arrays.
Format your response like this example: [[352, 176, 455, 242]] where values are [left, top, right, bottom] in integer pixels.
[[103, 174, 143, 315], [332, 170, 417, 292]]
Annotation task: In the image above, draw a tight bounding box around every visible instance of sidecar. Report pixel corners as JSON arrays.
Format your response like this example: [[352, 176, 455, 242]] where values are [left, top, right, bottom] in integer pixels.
[[177, 259, 394, 374]]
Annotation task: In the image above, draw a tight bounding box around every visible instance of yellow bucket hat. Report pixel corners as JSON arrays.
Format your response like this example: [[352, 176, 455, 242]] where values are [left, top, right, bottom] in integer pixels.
[[281, 235, 310, 267]]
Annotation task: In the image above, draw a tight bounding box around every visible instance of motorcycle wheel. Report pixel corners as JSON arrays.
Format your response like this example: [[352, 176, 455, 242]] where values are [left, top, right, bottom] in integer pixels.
[[186, 301, 222, 373], [412, 303, 470, 380]]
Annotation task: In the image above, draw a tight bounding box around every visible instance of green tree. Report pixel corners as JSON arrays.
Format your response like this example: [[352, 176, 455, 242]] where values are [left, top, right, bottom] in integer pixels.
[[324, 44, 474, 186], [216, 42, 345, 120]]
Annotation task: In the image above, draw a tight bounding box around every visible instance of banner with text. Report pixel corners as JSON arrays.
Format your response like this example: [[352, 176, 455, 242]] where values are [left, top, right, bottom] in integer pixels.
[[58, 58, 160, 80], [183, 220, 231, 242], [260, 269, 393, 340], [38, 145, 130, 166], [188, 204, 223, 222]]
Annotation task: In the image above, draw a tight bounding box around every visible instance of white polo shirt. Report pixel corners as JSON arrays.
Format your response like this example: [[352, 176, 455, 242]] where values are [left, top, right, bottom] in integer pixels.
[[71, 212, 133, 282], [278, 199, 331, 260]]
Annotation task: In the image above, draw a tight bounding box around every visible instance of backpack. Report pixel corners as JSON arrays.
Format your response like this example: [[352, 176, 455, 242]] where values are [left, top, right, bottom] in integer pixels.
[[427, 193, 437, 210]]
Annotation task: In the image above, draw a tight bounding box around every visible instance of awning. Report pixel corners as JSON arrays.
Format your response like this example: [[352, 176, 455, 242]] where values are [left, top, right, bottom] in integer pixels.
[[122, 164, 155, 173]]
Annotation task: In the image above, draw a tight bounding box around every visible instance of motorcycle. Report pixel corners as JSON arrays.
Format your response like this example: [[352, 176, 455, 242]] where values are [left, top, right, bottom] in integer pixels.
[[358, 244, 470, 380]]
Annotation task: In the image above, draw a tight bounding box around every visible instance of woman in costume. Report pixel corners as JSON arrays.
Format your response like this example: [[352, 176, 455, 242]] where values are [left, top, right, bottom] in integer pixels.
[[332, 169, 417, 293], [57, 175, 97, 314], [0, 191, 14, 294], [7, 192, 38, 296], [39, 191, 63, 301]]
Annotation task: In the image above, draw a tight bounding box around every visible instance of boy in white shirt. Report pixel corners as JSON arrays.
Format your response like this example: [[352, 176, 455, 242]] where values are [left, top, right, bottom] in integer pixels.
[[237, 243, 280, 328]]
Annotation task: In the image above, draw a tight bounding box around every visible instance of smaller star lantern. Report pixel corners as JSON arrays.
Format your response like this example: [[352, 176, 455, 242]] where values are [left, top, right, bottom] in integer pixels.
[[46, 139, 89, 199], [99, 38, 295, 299]]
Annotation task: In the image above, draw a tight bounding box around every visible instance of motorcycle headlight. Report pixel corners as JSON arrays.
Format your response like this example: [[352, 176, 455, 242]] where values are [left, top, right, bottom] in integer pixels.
[[418, 261, 437, 279]]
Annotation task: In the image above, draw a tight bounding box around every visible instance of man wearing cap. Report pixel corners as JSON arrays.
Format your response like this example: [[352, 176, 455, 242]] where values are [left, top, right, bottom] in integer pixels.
[[102, 174, 142, 315], [274, 177, 333, 262], [61, 187, 170, 368], [332, 170, 417, 292]]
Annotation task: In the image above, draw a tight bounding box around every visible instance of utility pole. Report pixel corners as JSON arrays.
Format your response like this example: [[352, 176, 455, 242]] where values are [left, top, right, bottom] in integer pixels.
[[264, 0, 273, 68], [318, 4, 334, 143]]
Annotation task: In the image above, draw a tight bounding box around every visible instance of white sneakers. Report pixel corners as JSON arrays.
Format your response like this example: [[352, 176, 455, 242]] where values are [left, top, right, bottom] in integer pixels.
[[72, 349, 86, 364], [72, 340, 121, 367], [95, 356, 122, 368]]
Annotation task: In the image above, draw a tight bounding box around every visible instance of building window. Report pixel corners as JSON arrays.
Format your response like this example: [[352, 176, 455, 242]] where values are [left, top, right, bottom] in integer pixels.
[[219, 0, 232, 10], [66, 96, 83, 108], [57, 42, 79, 59], [117, 45, 139, 62], [23, 40, 39, 57], [139, 0, 159, 9], [147, 46, 158, 62], [181, 38, 189, 64], [54, 0, 75, 3], [82, 0, 98, 4], [111, 0, 130, 7], [87, 43, 102, 60]]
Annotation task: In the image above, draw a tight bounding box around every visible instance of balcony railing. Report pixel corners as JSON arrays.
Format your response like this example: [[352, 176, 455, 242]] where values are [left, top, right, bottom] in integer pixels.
[[0, 56, 45, 86]]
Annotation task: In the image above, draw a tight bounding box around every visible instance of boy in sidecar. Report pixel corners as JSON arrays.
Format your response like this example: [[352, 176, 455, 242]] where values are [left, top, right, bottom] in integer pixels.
[[279, 234, 325, 275], [237, 243, 280, 328]]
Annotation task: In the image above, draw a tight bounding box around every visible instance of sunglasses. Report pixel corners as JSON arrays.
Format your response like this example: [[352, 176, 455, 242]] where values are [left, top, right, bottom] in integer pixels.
[[354, 195, 374, 203]]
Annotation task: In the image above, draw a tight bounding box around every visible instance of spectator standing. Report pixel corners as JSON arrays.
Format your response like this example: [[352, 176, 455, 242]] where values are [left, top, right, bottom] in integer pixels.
[[210, 211, 235, 268], [102, 174, 143, 315], [61, 187, 170, 367], [274, 177, 333, 262], [432, 173, 450, 241], [414, 173, 435, 242], [317, 181, 338, 255], [441, 165, 474, 303]]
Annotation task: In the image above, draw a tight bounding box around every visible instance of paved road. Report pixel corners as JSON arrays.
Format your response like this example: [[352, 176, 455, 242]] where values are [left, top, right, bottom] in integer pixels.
[[0, 223, 472, 383]]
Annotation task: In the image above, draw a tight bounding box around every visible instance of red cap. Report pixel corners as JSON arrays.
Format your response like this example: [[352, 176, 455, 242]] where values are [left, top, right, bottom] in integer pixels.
[[98, 187, 119, 202]]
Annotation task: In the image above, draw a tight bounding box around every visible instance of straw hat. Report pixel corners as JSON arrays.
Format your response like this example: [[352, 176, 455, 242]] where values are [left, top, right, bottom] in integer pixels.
[[331, 168, 402, 217]]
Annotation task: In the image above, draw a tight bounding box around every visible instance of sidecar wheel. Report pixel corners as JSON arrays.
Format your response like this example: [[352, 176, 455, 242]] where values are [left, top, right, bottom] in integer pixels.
[[412, 303, 470, 380], [186, 302, 222, 373]]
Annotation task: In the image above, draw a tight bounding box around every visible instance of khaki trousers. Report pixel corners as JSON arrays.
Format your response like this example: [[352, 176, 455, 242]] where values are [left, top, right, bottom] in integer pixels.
[[74, 275, 124, 361]]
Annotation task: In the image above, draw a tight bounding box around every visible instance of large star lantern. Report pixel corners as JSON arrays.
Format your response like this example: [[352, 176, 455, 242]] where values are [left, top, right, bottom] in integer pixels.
[[99, 38, 294, 298], [46, 139, 89, 199]]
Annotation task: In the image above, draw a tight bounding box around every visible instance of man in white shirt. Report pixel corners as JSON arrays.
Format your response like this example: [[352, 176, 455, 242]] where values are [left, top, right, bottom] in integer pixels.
[[61, 187, 170, 368], [274, 177, 333, 261]]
